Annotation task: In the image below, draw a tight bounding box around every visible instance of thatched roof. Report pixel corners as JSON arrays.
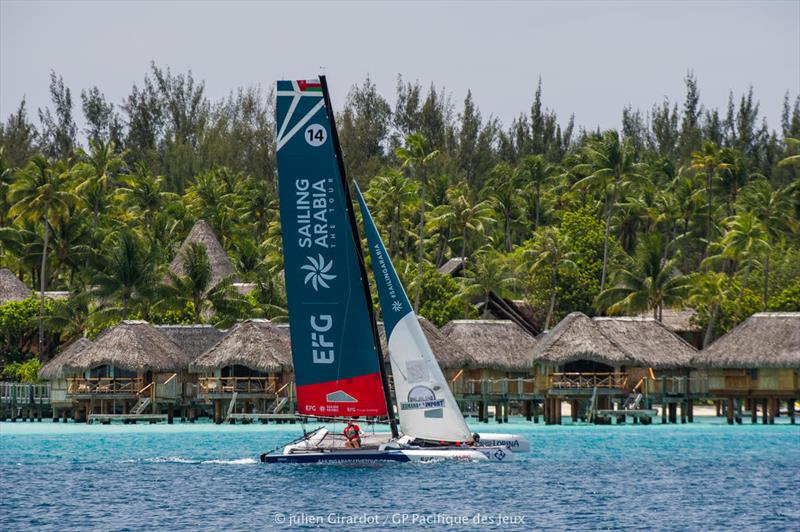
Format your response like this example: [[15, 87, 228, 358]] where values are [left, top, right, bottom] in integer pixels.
[[692, 312, 800, 368], [155, 325, 226, 366], [530, 312, 633, 367], [39, 338, 94, 379], [168, 220, 236, 289], [190, 319, 292, 373], [0, 268, 32, 304], [378, 317, 475, 370], [438, 257, 466, 276], [440, 319, 537, 371], [532, 313, 697, 368], [594, 317, 696, 369], [635, 308, 700, 333], [65, 320, 185, 373]]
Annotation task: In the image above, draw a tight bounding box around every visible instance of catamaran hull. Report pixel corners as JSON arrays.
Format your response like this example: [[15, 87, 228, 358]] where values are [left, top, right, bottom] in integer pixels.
[[261, 446, 513, 464]]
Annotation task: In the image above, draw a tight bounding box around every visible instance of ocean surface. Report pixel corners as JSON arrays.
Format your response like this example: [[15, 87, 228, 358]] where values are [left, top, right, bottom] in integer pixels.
[[1, 416, 798, 531]]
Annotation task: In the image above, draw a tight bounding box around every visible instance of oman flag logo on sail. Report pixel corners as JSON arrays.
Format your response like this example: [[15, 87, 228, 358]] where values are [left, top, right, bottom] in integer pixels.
[[302, 254, 336, 290]]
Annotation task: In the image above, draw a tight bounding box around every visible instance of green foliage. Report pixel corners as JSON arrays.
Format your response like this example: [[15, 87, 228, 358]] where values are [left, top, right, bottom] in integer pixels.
[[768, 279, 800, 311], [549, 208, 615, 317], [0, 67, 797, 354], [416, 265, 476, 326], [2, 357, 42, 382], [692, 284, 762, 339], [0, 297, 54, 357]]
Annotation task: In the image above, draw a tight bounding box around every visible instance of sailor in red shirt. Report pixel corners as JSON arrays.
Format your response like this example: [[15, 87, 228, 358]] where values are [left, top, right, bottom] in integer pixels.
[[343, 419, 362, 448]]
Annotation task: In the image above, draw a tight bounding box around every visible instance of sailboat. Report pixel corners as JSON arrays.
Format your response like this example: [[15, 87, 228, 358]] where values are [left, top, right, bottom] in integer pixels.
[[261, 76, 524, 463]]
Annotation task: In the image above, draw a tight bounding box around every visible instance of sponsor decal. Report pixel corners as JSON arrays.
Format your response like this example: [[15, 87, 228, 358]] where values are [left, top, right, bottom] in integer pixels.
[[302, 254, 336, 290], [400, 385, 445, 411]]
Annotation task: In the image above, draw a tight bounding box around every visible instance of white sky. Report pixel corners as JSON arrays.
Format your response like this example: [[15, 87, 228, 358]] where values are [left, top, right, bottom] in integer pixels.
[[1, 0, 798, 135]]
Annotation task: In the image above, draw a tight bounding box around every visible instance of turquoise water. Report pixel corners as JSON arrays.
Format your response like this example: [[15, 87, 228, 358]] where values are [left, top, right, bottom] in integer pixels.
[[1, 417, 798, 531]]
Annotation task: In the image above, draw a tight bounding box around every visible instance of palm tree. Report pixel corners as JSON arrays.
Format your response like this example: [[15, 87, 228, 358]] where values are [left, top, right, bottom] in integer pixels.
[[396, 133, 439, 311], [740, 180, 798, 308], [456, 250, 517, 318], [75, 139, 125, 231], [689, 142, 731, 255], [523, 227, 577, 330], [117, 164, 180, 238], [572, 130, 642, 291], [162, 242, 241, 325], [92, 231, 157, 320], [430, 182, 494, 260], [596, 234, 691, 320], [703, 212, 770, 301], [10, 156, 76, 354], [165, 242, 212, 323], [483, 162, 524, 252], [688, 272, 729, 347], [517, 154, 549, 230], [365, 170, 418, 256]]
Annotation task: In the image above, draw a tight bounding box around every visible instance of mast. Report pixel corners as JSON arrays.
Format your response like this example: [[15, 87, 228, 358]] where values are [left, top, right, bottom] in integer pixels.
[[319, 75, 399, 438]]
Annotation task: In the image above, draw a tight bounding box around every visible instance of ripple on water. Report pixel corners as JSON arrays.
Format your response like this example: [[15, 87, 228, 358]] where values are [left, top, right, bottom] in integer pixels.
[[1, 418, 798, 531]]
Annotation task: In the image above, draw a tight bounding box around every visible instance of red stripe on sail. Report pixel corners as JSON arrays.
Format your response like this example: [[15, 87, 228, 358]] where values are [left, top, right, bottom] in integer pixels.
[[296, 372, 388, 417]]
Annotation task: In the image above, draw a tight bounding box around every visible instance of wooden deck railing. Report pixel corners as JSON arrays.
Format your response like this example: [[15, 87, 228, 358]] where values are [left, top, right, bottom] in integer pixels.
[[0, 382, 50, 403], [549, 372, 628, 390], [643, 376, 708, 395], [198, 376, 281, 395], [452, 378, 536, 396], [67, 377, 144, 395]]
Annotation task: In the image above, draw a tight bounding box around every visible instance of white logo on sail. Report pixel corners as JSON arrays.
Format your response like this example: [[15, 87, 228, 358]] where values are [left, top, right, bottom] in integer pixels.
[[301, 254, 336, 290], [391, 301, 403, 312]]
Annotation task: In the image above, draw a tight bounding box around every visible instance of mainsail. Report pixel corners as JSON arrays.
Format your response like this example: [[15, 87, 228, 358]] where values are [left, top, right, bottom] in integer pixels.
[[276, 78, 391, 419], [354, 184, 473, 443]]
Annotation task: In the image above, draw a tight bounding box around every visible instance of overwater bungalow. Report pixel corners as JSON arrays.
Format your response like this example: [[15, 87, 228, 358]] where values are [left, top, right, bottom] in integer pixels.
[[38, 337, 93, 421], [530, 313, 697, 423], [691, 312, 799, 424], [0, 268, 32, 304], [154, 324, 225, 418], [63, 320, 186, 422], [189, 319, 293, 423], [439, 319, 538, 421]]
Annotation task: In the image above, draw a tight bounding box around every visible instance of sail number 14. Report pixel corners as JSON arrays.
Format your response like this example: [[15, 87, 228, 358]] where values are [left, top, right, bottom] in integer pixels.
[[305, 124, 327, 147]]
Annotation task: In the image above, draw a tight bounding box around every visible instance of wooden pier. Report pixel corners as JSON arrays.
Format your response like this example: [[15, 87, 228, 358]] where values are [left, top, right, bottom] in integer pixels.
[[0, 382, 50, 421], [88, 413, 168, 424]]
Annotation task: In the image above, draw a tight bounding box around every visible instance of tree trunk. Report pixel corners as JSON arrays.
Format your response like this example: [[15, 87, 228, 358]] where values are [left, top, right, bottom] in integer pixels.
[[482, 293, 490, 318], [704, 167, 713, 258], [504, 209, 511, 252], [534, 183, 540, 231], [763, 253, 770, 310], [545, 270, 557, 330], [600, 181, 618, 292], [38, 208, 50, 358], [414, 183, 425, 312], [122, 295, 129, 321], [703, 302, 719, 348]]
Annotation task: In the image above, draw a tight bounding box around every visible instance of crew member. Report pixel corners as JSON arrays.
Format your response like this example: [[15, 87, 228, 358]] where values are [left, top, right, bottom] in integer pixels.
[[344, 419, 362, 448]]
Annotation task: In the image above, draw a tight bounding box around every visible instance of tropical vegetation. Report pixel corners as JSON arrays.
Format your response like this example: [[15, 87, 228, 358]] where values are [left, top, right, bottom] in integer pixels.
[[0, 66, 798, 373]]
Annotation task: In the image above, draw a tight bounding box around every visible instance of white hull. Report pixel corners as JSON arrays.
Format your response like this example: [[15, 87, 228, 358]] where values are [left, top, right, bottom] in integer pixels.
[[262, 445, 512, 463], [477, 433, 530, 453]]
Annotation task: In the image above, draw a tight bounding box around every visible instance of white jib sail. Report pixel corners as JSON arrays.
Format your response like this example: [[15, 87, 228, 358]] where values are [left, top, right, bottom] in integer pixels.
[[354, 183, 472, 443]]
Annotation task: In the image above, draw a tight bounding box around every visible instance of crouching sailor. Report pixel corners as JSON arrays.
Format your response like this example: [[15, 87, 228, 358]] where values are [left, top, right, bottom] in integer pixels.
[[344, 419, 362, 448]]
